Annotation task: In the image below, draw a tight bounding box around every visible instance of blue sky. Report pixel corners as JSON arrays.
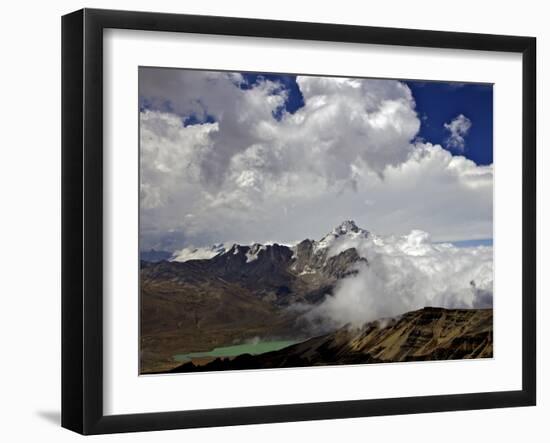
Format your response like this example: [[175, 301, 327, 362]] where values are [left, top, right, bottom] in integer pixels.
[[238, 73, 492, 166], [241, 73, 305, 118], [140, 71, 493, 167], [449, 238, 493, 248], [406, 81, 493, 165]]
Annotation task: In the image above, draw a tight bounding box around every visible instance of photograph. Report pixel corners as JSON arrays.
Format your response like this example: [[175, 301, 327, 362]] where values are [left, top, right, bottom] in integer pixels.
[[138, 67, 494, 375]]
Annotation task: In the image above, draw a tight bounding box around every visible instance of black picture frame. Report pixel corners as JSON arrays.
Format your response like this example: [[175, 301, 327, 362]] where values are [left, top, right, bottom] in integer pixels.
[[62, 8, 536, 435]]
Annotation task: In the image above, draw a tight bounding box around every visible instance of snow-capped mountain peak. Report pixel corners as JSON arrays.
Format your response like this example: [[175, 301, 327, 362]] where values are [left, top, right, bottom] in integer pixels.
[[331, 220, 365, 236], [170, 221, 369, 264], [314, 220, 369, 253]]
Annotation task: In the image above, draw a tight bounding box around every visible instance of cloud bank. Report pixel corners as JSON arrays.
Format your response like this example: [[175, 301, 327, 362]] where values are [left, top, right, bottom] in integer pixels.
[[139, 69, 492, 251], [305, 230, 493, 330]]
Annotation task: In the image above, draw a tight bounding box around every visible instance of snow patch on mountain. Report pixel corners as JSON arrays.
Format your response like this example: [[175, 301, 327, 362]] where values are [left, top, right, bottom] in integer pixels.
[[246, 244, 267, 263], [171, 243, 230, 262]]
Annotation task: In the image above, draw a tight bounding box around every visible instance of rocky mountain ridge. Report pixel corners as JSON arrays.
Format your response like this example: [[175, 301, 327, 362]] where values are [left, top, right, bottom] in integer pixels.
[[141, 220, 369, 306], [166, 307, 493, 373]]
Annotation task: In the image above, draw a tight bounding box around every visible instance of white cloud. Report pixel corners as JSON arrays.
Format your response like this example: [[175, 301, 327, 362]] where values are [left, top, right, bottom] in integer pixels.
[[139, 69, 492, 250], [306, 230, 493, 330], [444, 114, 472, 151]]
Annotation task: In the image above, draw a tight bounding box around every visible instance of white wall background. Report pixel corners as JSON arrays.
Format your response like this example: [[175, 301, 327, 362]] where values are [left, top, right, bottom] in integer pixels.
[[0, 0, 546, 441]]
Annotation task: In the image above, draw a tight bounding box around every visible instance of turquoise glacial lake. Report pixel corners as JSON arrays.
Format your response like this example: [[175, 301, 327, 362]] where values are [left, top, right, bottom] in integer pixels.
[[173, 340, 299, 363]]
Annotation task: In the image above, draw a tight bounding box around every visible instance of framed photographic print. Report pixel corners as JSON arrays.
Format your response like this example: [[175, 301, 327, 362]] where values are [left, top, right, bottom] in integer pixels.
[[61, 8, 536, 435]]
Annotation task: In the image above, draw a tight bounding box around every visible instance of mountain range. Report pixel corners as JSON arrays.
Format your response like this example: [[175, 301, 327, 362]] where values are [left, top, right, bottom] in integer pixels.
[[140, 221, 492, 373]]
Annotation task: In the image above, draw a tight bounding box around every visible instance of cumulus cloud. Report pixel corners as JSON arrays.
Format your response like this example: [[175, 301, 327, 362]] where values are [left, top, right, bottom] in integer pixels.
[[306, 230, 493, 330], [139, 69, 492, 250], [444, 114, 472, 151]]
